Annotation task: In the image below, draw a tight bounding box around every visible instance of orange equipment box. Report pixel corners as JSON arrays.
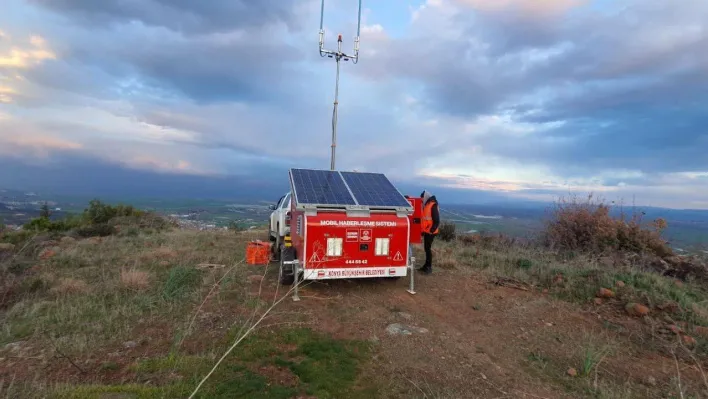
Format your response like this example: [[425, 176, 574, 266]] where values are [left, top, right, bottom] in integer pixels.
[[246, 241, 271, 265]]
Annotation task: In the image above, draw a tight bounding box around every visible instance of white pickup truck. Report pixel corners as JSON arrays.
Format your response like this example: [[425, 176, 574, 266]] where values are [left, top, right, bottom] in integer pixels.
[[268, 192, 291, 260]]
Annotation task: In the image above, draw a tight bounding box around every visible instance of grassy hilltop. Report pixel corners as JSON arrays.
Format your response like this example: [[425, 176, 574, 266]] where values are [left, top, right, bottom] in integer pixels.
[[1, 196, 708, 398]]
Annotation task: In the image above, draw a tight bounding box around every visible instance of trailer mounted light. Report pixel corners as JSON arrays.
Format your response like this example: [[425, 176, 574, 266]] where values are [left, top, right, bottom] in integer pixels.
[[375, 238, 390, 256], [326, 237, 343, 256]]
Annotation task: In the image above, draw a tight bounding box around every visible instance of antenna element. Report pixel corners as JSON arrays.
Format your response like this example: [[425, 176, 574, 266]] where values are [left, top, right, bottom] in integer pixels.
[[319, 0, 363, 170]]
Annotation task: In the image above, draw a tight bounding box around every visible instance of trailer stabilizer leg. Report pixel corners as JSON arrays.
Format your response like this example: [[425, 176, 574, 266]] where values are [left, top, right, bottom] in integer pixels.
[[292, 262, 301, 302], [407, 251, 416, 295]]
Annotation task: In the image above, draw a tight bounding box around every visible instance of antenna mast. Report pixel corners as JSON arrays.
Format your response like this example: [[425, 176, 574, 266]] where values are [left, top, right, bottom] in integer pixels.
[[319, 0, 362, 170]]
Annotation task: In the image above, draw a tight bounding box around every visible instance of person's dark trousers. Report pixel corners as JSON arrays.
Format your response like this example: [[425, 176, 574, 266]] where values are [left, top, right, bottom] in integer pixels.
[[421, 233, 435, 273]]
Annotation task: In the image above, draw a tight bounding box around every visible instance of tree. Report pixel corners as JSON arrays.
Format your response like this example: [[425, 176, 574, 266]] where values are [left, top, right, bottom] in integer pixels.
[[40, 202, 51, 219], [227, 221, 241, 233]]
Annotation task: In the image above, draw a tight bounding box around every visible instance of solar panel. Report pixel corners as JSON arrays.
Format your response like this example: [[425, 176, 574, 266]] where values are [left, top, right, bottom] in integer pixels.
[[290, 168, 356, 206], [340, 171, 412, 208]]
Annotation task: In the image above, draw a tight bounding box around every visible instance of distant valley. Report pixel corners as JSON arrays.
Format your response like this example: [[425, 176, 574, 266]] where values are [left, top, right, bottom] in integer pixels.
[[2, 188, 706, 253]]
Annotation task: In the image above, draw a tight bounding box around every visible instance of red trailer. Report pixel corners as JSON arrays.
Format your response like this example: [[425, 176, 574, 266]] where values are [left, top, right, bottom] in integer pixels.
[[278, 168, 419, 300]]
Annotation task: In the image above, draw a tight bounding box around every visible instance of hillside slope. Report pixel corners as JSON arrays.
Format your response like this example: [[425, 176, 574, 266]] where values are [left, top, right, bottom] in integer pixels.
[[1, 229, 708, 398]]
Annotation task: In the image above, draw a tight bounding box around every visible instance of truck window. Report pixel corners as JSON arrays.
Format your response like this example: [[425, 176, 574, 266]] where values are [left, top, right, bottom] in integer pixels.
[[280, 193, 291, 209], [275, 195, 285, 209]]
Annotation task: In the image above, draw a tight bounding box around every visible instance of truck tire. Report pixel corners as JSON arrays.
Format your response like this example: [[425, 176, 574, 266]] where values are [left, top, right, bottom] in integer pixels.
[[271, 226, 281, 262], [271, 237, 281, 262], [279, 246, 296, 286]]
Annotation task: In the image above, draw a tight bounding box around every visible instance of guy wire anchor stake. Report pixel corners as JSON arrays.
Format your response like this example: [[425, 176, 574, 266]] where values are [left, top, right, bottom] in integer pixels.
[[319, 0, 362, 171]]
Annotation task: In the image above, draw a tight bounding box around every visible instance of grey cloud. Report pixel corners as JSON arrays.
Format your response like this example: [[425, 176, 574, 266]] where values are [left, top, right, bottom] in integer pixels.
[[25, 30, 306, 106], [14, 0, 315, 105], [122, 36, 304, 104], [29, 0, 306, 35], [353, 0, 708, 180], [358, 0, 708, 116]]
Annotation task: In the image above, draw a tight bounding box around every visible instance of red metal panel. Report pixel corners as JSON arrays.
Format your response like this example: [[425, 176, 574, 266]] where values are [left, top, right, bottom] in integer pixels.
[[301, 212, 409, 270], [406, 196, 422, 244]]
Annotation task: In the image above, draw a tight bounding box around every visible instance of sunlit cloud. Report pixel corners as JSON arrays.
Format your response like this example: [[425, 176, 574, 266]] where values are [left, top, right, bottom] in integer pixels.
[[420, 171, 528, 192], [0, 86, 15, 103], [0, 131, 83, 159], [0, 34, 56, 68], [456, 0, 585, 15], [0, 33, 56, 103], [123, 156, 205, 175], [4, 135, 83, 151]]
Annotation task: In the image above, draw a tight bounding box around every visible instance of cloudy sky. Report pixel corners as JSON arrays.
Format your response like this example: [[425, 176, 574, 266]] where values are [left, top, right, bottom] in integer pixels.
[[1, 0, 707, 208]]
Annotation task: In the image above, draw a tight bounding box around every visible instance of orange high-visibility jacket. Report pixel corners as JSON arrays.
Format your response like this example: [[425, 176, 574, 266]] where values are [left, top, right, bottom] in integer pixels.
[[422, 199, 439, 235]]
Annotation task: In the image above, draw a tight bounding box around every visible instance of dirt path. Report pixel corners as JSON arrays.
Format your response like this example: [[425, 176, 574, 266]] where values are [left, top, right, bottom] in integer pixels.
[[271, 270, 706, 398]]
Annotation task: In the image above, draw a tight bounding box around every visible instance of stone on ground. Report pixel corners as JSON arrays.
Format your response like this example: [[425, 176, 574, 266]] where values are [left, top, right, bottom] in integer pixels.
[[385, 323, 429, 336], [625, 303, 650, 317]]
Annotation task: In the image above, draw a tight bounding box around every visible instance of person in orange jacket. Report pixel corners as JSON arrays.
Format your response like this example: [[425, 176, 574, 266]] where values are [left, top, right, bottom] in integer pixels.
[[419, 190, 440, 274]]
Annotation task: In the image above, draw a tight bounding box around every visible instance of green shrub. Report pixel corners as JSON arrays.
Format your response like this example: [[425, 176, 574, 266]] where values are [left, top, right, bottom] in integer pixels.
[[438, 221, 456, 242], [39, 203, 51, 218], [516, 258, 533, 270], [18, 200, 169, 238], [83, 199, 146, 224], [24, 217, 52, 232], [228, 221, 240, 232], [75, 224, 115, 238], [1, 230, 34, 246]]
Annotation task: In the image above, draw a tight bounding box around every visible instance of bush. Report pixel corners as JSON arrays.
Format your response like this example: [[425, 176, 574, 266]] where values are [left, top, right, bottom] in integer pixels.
[[1, 230, 34, 246], [84, 199, 144, 224], [542, 193, 672, 257], [18, 199, 170, 238], [39, 202, 51, 218], [75, 223, 115, 238], [438, 221, 457, 242], [516, 258, 533, 270], [228, 221, 240, 232], [24, 217, 52, 232]]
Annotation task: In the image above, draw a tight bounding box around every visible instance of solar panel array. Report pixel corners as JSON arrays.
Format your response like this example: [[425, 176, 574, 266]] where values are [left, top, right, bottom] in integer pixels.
[[340, 171, 412, 208], [290, 168, 412, 209], [290, 169, 356, 206]]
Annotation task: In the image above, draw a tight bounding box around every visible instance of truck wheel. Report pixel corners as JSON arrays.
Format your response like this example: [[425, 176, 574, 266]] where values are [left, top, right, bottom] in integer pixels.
[[270, 236, 281, 262], [270, 231, 283, 262], [279, 246, 295, 286]]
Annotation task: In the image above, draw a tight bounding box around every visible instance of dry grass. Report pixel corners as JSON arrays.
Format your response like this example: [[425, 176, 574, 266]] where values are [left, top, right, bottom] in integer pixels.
[[49, 278, 88, 296], [139, 246, 178, 262], [0, 229, 253, 357], [542, 193, 672, 257], [434, 246, 460, 270], [442, 234, 708, 330], [120, 269, 151, 290]]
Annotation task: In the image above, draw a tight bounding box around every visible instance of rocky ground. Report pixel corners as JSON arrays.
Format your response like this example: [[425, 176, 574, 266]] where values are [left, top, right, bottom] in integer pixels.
[[1, 229, 708, 398]]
